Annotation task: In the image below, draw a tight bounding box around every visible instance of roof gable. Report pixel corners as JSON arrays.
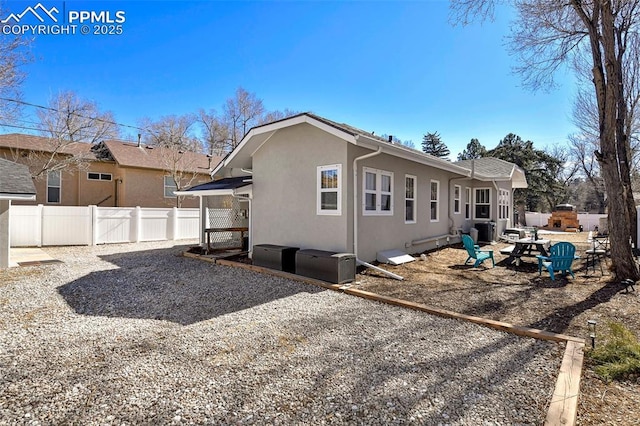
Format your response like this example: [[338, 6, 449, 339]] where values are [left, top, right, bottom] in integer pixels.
[[103, 140, 219, 173], [455, 157, 528, 188], [214, 113, 471, 177]]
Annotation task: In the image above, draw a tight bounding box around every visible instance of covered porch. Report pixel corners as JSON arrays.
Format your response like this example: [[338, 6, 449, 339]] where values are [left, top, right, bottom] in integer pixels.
[[175, 176, 252, 254]]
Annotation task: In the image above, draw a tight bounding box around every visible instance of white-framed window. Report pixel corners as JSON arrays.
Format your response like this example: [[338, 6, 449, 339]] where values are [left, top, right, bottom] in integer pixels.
[[87, 172, 112, 181], [499, 189, 510, 220], [430, 180, 439, 222], [474, 188, 491, 220], [363, 167, 393, 215], [405, 174, 416, 223], [465, 187, 471, 220], [453, 185, 461, 214], [164, 175, 177, 198], [47, 170, 61, 204], [317, 164, 342, 215]]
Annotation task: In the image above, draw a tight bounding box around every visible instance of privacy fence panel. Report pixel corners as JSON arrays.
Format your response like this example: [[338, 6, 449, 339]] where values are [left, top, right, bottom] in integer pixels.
[[139, 208, 172, 241], [95, 207, 136, 244], [524, 212, 606, 231], [10, 205, 199, 247], [9, 205, 42, 247], [41, 206, 92, 246]]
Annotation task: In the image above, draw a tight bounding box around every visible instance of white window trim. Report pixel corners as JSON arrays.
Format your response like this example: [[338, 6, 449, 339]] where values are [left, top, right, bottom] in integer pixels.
[[405, 174, 417, 224], [164, 175, 177, 198], [465, 187, 471, 220], [473, 187, 492, 220], [430, 179, 440, 222], [499, 189, 510, 220], [453, 184, 461, 215], [317, 164, 342, 216], [362, 167, 394, 216], [47, 170, 61, 204]]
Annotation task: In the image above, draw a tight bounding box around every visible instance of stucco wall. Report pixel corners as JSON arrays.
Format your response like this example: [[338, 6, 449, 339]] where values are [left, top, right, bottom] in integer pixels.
[[77, 163, 118, 206], [112, 166, 206, 208], [251, 123, 349, 252], [348, 145, 468, 261]]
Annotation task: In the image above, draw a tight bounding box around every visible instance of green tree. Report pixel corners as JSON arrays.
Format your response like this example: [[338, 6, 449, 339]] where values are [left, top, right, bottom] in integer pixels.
[[421, 132, 450, 159], [457, 138, 487, 160], [487, 133, 563, 222]]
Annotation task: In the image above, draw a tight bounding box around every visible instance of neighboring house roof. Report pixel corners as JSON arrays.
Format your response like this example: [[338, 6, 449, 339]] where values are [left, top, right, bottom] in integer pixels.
[[213, 113, 473, 178], [454, 157, 528, 188], [0, 158, 36, 200], [0, 133, 97, 158], [102, 140, 219, 173], [175, 176, 252, 197], [0, 133, 220, 174]]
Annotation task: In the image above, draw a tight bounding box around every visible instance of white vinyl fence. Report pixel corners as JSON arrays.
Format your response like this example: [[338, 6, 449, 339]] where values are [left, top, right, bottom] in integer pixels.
[[524, 212, 607, 231], [10, 205, 199, 247]]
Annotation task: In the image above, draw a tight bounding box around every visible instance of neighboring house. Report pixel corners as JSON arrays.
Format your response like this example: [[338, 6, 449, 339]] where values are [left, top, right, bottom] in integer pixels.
[[0, 134, 219, 208], [0, 158, 36, 268], [178, 113, 528, 263]]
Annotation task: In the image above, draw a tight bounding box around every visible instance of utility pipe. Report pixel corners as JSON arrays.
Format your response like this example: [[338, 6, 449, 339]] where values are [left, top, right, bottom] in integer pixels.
[[352, 144, 403, 280], [352, 144, 383, 257], [410, 233, 459, 247], [356, 259, 404, 281]]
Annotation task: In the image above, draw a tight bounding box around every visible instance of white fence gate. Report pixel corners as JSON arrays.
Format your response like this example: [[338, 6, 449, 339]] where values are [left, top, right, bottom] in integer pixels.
[[10, 205, 200, 247]]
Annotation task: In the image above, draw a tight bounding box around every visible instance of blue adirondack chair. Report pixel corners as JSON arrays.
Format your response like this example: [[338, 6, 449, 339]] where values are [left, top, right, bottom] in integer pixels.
[[462, 234, 494, 268], [536, 242, 578, 280]]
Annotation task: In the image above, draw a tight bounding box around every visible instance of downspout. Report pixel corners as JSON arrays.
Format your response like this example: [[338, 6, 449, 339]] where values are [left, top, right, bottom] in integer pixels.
[[447, 176, 468, 236], [352, 143, 403, 281]]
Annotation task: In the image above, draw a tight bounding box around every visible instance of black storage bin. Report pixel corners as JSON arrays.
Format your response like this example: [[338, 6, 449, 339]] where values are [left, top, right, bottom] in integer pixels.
[[253, 244, 299, 273], [295, 249, 356, 284]]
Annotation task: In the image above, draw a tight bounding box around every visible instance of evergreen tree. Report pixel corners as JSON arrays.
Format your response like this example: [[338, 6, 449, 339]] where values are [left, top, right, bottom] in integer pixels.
[[457, 138, 487, 160], [487, 133, 563, 221], [421, 132, 450, 159]]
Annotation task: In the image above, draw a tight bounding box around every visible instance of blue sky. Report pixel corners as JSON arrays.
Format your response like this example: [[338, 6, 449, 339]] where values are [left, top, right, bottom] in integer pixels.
[[3, 0, 578, 158]]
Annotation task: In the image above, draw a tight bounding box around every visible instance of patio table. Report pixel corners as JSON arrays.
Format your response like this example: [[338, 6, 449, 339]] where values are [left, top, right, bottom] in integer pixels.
[[506, 238, 551, 266]]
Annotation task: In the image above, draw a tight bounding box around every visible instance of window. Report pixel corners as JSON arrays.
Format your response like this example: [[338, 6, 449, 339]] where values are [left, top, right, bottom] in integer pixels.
[[465, 187, 471, 220], [474, 188, 491, 219], [363, 167, 393, 215], [405, 175, 416, 223], [87, 172, 112, 181], [317, 164, 342, 215], [453, 185, 461, 214], [430, 180, 439, 221], [164, 175, 177, 198], [47, 170, 61, 204], [499, 189, 510, 220]]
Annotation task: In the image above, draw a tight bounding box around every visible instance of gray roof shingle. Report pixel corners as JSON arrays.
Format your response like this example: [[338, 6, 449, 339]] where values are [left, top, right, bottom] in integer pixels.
[[0, 158, 36, 197], [454, 157, 518, 179]]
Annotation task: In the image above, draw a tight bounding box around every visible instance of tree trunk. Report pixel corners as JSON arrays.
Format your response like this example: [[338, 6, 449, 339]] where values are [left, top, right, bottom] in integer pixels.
[[595, 0, 640, 281]]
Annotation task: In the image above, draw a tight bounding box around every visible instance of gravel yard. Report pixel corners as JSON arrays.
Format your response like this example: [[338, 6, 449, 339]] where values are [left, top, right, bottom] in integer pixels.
[[1, 241, 563, 425]]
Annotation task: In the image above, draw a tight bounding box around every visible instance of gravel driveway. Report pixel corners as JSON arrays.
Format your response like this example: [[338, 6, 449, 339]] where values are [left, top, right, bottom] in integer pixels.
[[0, 241, 563, 425]]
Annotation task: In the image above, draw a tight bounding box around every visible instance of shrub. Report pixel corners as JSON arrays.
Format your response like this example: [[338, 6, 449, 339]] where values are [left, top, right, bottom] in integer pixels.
[[587, 322, 640, 382]]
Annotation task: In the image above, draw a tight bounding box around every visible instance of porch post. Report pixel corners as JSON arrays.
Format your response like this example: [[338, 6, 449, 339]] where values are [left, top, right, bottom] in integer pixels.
[[0, 200, 11, 268]]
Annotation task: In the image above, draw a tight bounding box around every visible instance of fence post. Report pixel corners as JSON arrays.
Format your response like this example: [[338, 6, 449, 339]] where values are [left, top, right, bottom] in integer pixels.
[[90, 205, 98, 246], [36, 204, 43, 247], [171, 207, 178, 241], [135, 206, 142, 243]]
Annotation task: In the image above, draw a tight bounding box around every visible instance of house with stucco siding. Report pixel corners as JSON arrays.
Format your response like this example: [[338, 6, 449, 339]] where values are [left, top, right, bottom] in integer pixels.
[[0, 134, 219, 208], [178, 113, 528, 263]]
